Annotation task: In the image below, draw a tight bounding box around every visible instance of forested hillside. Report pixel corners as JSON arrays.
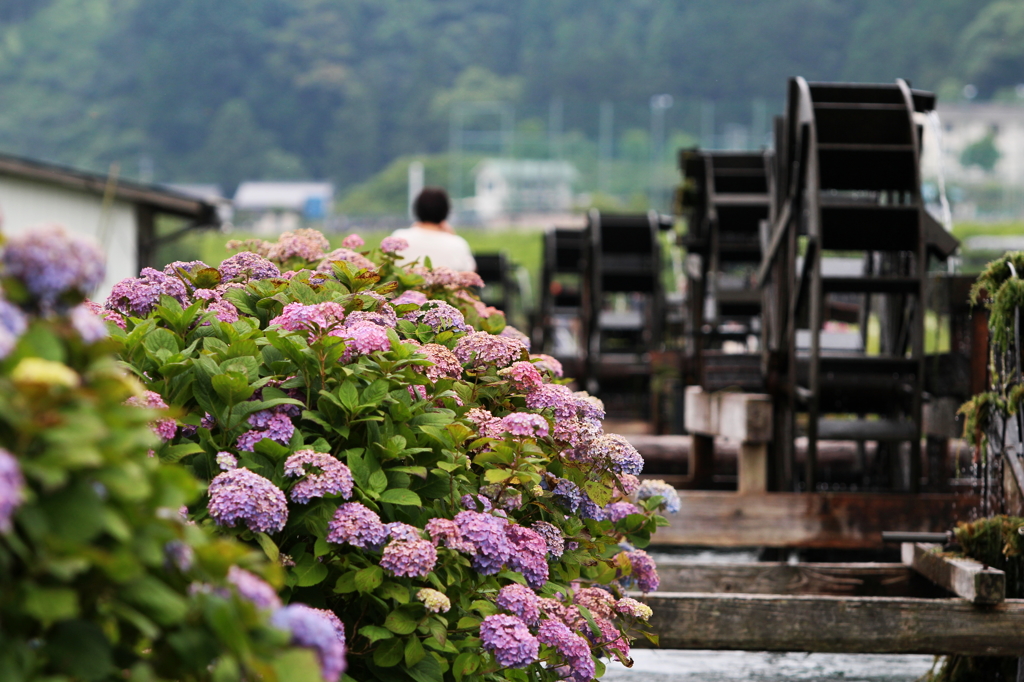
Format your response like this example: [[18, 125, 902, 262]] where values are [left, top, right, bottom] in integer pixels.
[[0, 0, 1020, 196]]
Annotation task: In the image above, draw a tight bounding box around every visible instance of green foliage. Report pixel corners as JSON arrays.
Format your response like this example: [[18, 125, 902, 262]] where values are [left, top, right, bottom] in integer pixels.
[[0, 307, 306, 679], [960, 131, 1001, 172], [111, 230, 670, 680]]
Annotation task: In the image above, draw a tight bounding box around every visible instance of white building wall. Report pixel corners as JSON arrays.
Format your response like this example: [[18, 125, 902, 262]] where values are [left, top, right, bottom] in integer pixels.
[[0, 175, 138, 300]]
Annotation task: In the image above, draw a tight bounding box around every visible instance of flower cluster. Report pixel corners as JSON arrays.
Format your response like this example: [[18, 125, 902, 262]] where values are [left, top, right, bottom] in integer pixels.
[[124, 390, 178, 441], [327, 502, 387, 549], [416, 588, 451, 613], [636, 478, 681, 514], [283, 450, 354, 503], [208, 467, 289, 533], [454, 330, 527, 369], [0, 298, 28, 360], [107, 267, 188, 317], [271, 604, 347, 682], [237, 408, 295, 452], [1, 225, 105, 311], [480, 614, 540, 669], [228, 566, 283, 610], [0, 448, 25, 533], [618, 549, 660, 593], [318, 248, 376, 273], [219, 252, 281, 281], [380, 538, 437, 578]]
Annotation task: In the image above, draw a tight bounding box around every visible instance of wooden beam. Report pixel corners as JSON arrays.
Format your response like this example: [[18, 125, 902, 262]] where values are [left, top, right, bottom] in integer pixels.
[[655, 560, 944, 598], [738, 443, 768, 493], [902, 542, 1004, 604], [652, 491, 979, 548], [638, 593, 1024, 656], [684, 387, 772, 443]]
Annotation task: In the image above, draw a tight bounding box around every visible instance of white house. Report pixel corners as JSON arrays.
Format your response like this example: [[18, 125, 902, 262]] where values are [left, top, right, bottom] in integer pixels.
[[0, 153, 220, 299], [921, 102, 1024, 187], [472, 160, 578, 222], [233, 181, 334, 234]]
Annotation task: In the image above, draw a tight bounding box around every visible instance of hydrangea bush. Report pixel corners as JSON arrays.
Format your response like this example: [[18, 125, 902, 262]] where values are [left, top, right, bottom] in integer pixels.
[[105, 228, 679, 681], [0, 226, 345, 681]]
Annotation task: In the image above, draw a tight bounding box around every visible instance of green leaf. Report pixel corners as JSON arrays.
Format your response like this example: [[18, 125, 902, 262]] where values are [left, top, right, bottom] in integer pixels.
[[43, 619, 115, 682], [381, 582, 410, 604], [273, 649, 323, 682], [378, 489, 422, 507], [372, 638, 405, 668], [358, 625, 394, 644], [159, 441, 204, 464], [334, 572, 357, 594], [255, 532, 280, 562], [337, 381, 358, 412], [211, 371, 254, 405], [143, 327, 180, 354], [484, 468, 512, 484], [355, 565, 383, 593], [389, 465, 428, 479], [384, 609, 418, 635], [293, 554, 329, 587], [405, 635, 426, 668], [24, 587, 79, 624], [455, 616, 480, 630], [362, 379, 390, 406], [453, 652, 480, 682], [584, 479, 614, 507]]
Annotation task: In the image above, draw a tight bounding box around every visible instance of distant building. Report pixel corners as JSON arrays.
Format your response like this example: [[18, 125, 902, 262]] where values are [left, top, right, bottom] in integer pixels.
[[0, 152, 220, 298], [472, 160, 578, 222], [233, 181, 334, 234], [922, 103, 1024, 186]]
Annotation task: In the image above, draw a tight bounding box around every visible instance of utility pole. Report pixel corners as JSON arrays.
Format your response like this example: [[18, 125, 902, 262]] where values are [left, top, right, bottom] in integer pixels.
[[650, 94, 674, 211], [598, 100, 614, 195]]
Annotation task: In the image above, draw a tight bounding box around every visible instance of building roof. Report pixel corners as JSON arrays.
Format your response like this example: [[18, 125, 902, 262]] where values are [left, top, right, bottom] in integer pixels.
[[474, 159, 578, 182], [0, 152, 219, 222], [234, 181, 334, 211]]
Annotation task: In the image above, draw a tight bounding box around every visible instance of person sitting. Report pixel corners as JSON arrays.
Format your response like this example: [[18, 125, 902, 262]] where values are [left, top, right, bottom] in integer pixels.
[[390, 187, 476, 272]]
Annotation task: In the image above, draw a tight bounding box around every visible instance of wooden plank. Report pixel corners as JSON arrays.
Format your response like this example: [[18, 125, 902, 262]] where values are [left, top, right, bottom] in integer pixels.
[[902, 542, 1004, 604], [655, 560, 944, 598], [638, 593, 1024, 655], [653, 491, 979, 548], [684, 387, 773, 442], [737, 442, 768, 493]]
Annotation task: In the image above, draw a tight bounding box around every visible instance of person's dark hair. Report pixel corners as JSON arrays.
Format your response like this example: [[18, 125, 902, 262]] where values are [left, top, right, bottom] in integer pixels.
[[413, 187, 451, 224]]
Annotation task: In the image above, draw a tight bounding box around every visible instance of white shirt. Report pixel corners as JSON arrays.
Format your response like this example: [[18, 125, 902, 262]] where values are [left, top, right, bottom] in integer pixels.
[[391, 225, 476, 272]]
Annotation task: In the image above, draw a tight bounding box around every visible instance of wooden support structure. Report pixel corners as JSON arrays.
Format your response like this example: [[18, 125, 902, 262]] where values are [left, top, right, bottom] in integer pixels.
[[637, 592, 1024, 656], [684, 386, 772, 493], [655, 560, 944, 598], [653, 491, 978, 548], [902, 542, 1005, 604]]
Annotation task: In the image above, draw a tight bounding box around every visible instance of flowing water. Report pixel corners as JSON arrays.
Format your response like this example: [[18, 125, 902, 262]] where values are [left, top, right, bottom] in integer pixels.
[[604, 650, 935, 681], [606, 550, 937, 681]]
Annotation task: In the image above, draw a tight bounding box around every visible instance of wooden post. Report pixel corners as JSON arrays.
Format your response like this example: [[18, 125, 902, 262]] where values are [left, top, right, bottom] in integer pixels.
[[691, 434, 715, 489], [738, 443, 768, 494], [684, 386, 772, 492], [902, 542, 1005, 605]]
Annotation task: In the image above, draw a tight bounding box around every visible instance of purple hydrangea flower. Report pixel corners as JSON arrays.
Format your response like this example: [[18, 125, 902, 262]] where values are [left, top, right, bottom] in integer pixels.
[[345, 307, 398, 329], [605, 501, 642, 522], [392, 290, 427, 307], [529, 353, 563, 378], [573, 587, 616, 619], [536, 620, 595, 682], [498, 361, 543, 392], [317, 248, 376, 274], [216, 452, 237, 471], [620, 549, 659, 592], [69, 303, 109, 342], [453, 331, 526, 369], [237, 411, 294, 452], [219, 252, 281, 281], [415, 343, 462, 382], [497, 413, 549, 438], [124, 391, 177, 441], [524, 383, 577, 418], [227, 566, 282, 610], [162, 260, 209, 276], [505, 525, 549, 589], [327, 502, 387, 549], [585, 434, 644, 476], [208, 468, 288, 533], [164, 540, 194, 572], [460, 493, 492, 513], [106, 267, 188, 317], [379, 236, 409, 254], [592, 616, 630, 657], [0, 448, 25, 533], [332, 320, 391, 361], [551, 478, 582, 514], [380, 538, 438, 578], [283, 450, 354, 503], [424, 517, 475, 554], [531, 521, 565, 560], [415, 301, 467, 332], [499, 325, 531, 351], [479, 614, 539, 669], [207, 299, 239, 324], [265, 229, 330, 264], [578, 496, 605, 522], [454, 510, 512, 574], [270, 604, 347, 682], [0, 299, 28, 359], [385, 522, 421, 541], [2, 225, 105, 310], [270, 302, 346, 336], [496, 583, 540, 626], [341, 234, 364, 249], [636, 479, 680, 513]]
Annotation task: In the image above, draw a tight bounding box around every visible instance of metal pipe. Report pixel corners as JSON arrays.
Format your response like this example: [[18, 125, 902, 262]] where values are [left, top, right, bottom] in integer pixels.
[[881, 531, 951, 544]]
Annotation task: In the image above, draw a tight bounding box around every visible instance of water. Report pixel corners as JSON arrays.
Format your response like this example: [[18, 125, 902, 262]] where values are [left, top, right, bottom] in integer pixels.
[[604, 650, 936, 681]]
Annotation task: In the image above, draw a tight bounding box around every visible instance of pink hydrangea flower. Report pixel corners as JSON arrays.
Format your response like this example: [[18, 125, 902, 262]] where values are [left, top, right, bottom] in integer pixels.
[[208, 468, 288, 533], [283, 450, 354, 503], [342, 234, 364, 249], [380, 538, 437, 578], [479, 614, 539, 669], [379, 236, 409, 254]]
